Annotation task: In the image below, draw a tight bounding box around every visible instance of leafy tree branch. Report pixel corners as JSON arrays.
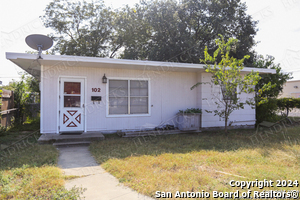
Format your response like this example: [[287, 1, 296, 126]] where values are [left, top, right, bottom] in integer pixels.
[[192, 35, 261, 132]]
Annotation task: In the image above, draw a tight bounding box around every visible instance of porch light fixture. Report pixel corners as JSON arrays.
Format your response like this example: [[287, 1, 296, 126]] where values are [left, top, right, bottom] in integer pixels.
[[102, 74, 107, 83]]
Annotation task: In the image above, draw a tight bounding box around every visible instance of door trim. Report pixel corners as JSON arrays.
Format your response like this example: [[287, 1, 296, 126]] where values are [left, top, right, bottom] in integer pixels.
[[57, 76, 87, 134]]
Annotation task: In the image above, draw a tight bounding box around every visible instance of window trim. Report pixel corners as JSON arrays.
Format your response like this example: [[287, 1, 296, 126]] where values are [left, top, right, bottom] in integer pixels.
[[106, 77, 151, 118]]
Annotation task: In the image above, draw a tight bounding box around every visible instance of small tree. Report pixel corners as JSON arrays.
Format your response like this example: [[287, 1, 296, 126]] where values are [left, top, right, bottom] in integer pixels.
[[277, 98, 300, 117], [192, 35, 261, 132], [253, 55, 292, 123]]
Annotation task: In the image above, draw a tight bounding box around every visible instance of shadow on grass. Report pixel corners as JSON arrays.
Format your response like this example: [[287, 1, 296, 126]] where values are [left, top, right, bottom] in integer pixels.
[[0, 128, 58, 171], [0, 119, 85, 200], [0, 118, 40, 142], [0, 138, 82, 200], [90, 126, 300, 165]]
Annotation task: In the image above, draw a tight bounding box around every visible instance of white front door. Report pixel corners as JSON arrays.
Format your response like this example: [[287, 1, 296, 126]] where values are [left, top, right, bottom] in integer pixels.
[[59, 78, 85, 132]]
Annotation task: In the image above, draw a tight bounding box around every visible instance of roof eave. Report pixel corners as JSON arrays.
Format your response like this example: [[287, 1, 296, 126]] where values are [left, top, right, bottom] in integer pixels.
[[6, 52, 277, 80]]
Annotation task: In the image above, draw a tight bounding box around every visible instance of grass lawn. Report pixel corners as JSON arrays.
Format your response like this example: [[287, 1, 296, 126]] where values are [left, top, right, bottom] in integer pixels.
[[90, 125, 300, 199], [0, 120, 82, 199]]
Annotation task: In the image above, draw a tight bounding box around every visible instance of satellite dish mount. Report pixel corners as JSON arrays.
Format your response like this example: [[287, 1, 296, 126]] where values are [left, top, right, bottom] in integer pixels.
[[36, 44, 43, 59], [25, 34, 53, 59]]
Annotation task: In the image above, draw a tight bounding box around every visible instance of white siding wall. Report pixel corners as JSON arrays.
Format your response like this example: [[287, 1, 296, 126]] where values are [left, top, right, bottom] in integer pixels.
[[41, 66, 59, 133], [41, 65, 256, 133], [41, 65, 198, 133], [200, 73, 256, 128]]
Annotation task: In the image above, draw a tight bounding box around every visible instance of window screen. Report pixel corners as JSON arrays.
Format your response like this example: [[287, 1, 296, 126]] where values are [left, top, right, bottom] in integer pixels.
[[109, 80, 149, 115], [130, 80, 148, 114], [109, 80, 128, 114]]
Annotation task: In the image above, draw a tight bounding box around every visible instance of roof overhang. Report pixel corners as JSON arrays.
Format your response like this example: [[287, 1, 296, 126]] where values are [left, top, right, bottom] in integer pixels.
[[6, 52, 276, 80]]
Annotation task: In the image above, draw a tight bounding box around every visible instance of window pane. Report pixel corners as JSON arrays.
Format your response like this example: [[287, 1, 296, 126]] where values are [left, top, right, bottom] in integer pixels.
[[64, 82, 81, 94], [64, 96, 80, 107], [109, 80, 128, 97], [130, 80, 148, 96], [130, 97, 148, 114], [109, 97, 128, 114]]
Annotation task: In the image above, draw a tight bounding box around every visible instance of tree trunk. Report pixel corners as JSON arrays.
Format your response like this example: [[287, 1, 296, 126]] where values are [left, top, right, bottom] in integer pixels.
[[224, 104, 228, 133], [225, 116, 228, 133]]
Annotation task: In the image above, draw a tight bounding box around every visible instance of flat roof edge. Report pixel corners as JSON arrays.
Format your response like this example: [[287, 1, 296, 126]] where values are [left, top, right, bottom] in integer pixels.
[[6, 52, 277, 74]]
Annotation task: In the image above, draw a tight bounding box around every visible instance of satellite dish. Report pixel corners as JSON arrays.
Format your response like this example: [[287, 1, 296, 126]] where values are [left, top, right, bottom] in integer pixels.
[[25, 34, 53, 59]]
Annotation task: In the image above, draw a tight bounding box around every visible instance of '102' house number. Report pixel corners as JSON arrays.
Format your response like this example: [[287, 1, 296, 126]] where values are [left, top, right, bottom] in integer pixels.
[[92, 88, 101, 92]]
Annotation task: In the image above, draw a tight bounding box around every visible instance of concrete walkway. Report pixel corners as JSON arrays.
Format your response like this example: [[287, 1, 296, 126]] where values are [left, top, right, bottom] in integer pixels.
[[57, 146, 154, 200]]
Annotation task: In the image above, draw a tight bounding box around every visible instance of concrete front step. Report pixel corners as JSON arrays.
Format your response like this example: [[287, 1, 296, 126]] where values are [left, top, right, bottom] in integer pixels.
[[53, 141, 91, 147], [38, 132, 105, 145]]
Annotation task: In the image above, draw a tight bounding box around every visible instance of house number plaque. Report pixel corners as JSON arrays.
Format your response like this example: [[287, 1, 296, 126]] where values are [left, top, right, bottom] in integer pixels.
[[92, 88, 101, 92]]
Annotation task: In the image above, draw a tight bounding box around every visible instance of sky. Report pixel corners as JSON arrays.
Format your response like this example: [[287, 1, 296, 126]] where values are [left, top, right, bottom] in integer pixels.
[[1, 0, 300, 85]]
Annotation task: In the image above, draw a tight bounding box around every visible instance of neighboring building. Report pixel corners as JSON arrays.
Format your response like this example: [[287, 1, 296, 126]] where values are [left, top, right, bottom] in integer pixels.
[[279, 80, 300, 98], [6, 52, 276, 134]]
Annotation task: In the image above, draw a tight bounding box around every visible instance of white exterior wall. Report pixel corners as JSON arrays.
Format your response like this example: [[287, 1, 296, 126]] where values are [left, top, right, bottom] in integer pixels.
[[200, 73, 256, 128], [41, 65, 199, 133], [40, 65, 256, 133]]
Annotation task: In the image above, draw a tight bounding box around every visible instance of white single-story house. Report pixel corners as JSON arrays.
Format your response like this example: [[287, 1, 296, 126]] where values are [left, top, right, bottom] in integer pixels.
[[6, 52, 276, 134]]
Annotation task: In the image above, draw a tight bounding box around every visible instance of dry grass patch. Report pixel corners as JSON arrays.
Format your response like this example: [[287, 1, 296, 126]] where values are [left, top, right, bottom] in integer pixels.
[[0, 126, 83, 199], [90, 127, 300, 199], [0, 165, 82, 199]]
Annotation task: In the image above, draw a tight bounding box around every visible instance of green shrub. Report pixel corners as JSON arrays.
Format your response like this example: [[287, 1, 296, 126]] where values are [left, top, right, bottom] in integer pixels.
[[178, 108, 202, 114], [256, 98, 280, 123], [277, 98, 300, 116], [256, 98, 300, 124]]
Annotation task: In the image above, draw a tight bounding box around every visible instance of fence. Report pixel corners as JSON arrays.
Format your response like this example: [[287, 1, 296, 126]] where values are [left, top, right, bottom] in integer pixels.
[[1, 89, 17, 128]]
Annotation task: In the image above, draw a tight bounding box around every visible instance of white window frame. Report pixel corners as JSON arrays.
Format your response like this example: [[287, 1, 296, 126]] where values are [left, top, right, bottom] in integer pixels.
[[106, 77, 151, 117]]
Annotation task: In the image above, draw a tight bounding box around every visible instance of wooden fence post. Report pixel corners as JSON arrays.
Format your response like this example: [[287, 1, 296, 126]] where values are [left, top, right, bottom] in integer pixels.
[[1, 89, 17, 128]]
